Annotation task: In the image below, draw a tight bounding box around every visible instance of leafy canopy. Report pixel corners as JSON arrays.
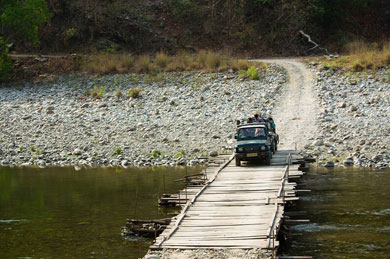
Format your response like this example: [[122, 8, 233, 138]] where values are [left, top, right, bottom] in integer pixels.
[[1, 0, 51, 45], [0, 0, 51, 81]]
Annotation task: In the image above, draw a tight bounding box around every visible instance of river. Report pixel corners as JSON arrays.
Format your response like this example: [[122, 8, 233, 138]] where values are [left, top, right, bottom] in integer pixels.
[[280, 166, 390, 258], [0, 166, 196, 259], [1, 166, 390, 258]]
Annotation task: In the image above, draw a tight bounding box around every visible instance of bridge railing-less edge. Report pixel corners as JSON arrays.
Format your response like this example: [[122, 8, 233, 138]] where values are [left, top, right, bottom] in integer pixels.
[[268, 153, 292, 253], [155, 154, 235, 248]]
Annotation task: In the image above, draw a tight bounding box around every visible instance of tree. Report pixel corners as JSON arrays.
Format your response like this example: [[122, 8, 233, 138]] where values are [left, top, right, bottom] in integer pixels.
[[0, 0, 51, 81]]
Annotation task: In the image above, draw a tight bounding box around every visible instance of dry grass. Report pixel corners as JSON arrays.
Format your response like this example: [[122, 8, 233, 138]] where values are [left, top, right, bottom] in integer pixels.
[[79, 50, 260, 75], [155, 52, 169, 68], [135, 55, 151, 73], [320, 40, 390, 72], [86, 54, 134, 73]]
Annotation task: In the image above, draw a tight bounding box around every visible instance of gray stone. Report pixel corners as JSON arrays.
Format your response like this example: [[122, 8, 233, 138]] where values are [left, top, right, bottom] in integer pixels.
[[1, 159, 9, 165], [121, 160, 130, 166], [81, 103, 89, 108], [324, 161, 335, 167], [349, 105, 357, 112], [338, 102, 346, 108], [343, 159, 354, 165], [209, 151, 218, 157], [72, 148, 82, 155]]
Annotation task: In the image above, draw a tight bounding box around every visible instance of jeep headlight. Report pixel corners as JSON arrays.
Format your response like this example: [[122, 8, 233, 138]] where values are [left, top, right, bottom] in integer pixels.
[[260, 146, 266, 151], [238, 148, 243, 152]]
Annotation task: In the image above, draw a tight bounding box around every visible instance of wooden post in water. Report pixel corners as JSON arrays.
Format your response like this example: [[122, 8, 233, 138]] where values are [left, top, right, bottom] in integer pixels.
[[133, 189, 138, 218], [163, 174, 166, 194]]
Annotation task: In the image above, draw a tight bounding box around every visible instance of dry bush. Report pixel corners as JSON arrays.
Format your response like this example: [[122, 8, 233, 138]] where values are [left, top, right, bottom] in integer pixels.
[[155, 52, 170, 68], [205, 52, 221, 70], [135, 55, 151, 73], [116, 54, 134, 72], [196, 50, 208, 67], [345, 40, 375, 55], [86, 54, 118, 73], [230, 59, 250, 71]]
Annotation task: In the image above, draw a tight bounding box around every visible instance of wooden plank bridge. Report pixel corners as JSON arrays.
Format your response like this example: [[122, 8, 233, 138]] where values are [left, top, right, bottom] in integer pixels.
[[150, 150, 307, 252]]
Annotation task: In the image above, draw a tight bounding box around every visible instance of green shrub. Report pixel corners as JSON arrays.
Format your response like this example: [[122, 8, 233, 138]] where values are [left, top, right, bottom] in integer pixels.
[[127, 88, 142, 98], [238, 70, 247, 79], [151, 150, 162, 158], [0, 38, 12, 82], [91, 86, 105, 98], [64, 28, 76, 39], [115, 146, 122, 155], [247, 66, 260, 80], [169, 0, 195, 18], [175, 149, 186, 158]]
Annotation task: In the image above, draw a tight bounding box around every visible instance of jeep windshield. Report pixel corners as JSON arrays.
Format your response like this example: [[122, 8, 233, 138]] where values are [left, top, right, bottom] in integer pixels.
[[237, 127, 266, 140]]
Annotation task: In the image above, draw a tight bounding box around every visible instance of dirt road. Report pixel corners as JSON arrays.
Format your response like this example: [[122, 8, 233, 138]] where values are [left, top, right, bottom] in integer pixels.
[[260, 59, 319, 151]]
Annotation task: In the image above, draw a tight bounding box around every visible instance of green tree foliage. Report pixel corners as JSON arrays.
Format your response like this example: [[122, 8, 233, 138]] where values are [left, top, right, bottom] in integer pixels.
[[1, 0, 51, 45], [0, 0, 51, 81], [0, 37, 12, 81]]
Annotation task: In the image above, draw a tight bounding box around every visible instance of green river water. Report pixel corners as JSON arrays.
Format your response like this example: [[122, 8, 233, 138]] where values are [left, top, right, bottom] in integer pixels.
[[0, 166, 193, 259], [1, 166, 390, 258]]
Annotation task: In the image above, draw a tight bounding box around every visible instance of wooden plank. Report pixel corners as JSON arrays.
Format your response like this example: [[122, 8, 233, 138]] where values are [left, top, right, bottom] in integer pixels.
[[153, 150, 304, 251]]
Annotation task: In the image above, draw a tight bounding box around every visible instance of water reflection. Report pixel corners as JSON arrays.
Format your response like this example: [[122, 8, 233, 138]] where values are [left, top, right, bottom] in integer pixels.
[[0, 166, 199, 259], [280, 166, 390, 259]]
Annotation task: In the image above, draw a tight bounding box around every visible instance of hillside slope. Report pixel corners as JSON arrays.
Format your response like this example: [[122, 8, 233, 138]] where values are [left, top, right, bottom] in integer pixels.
[[29, 0, 390, 56]]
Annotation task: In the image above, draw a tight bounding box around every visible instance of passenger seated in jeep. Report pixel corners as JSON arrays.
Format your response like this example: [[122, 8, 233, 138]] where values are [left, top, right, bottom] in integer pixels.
[[254, 114, 265, 122], [268, 117, 276, 132]]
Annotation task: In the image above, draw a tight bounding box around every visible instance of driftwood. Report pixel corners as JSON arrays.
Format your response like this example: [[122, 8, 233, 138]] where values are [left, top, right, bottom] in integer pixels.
[[299, 30, 329, 55], [122, 218, 173, 238]]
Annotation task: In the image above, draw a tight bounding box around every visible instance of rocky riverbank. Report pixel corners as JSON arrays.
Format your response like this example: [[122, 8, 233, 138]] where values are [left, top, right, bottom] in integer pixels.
[[0, 66, 286, 167], [144, 248, 272, 259], [304, 61, 390, 169]]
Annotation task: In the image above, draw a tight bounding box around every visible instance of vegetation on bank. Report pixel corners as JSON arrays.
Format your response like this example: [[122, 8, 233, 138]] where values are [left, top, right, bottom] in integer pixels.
[[319, 41, 390, 73], [6, 50, 269, 82], [85, 51, 252, 74], [0, 0, 51, 81]]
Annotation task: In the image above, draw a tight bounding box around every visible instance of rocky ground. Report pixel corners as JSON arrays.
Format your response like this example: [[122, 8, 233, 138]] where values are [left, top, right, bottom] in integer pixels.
[[0, 66, 286, 167], [303, 61, 390, 169], [144, 248, 272, 259]]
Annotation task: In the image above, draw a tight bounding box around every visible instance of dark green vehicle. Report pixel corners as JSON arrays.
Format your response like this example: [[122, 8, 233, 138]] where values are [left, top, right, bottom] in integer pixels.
[[234, 123, 277, 166]]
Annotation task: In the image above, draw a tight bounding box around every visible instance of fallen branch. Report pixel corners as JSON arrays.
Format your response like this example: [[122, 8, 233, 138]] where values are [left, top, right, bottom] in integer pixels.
[[299, 30, 329, 55]]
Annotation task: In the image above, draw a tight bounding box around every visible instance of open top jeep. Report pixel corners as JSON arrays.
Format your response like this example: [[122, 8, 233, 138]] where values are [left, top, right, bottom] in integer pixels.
[[234, 123, 276, 166]]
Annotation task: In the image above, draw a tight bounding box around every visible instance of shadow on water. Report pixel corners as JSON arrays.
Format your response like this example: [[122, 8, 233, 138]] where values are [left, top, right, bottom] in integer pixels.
[[0, 166, 201, 259], [279, 166, 390, 259]]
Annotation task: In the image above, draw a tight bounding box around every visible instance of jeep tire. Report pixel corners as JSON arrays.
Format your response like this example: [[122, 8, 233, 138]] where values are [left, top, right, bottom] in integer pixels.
[[265, 152, 272, 165], [271, 143, 276, 154], [235, 157, 241, 166]]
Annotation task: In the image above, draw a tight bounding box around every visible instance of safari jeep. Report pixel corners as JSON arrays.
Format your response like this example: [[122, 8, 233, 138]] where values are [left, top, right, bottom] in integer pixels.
[[234, 123, 275, 166]]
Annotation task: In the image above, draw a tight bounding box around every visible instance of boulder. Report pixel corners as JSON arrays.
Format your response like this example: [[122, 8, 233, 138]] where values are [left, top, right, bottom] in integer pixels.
[[72, 148, 82, 155], [209, 151, 218, 157], [324, 161, 335, 167]]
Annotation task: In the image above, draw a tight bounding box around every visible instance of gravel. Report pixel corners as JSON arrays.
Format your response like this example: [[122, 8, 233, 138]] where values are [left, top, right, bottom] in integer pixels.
[[144, 248, 272, 259], [0, 67, 286, 167], [303, 61, 390, 169]]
